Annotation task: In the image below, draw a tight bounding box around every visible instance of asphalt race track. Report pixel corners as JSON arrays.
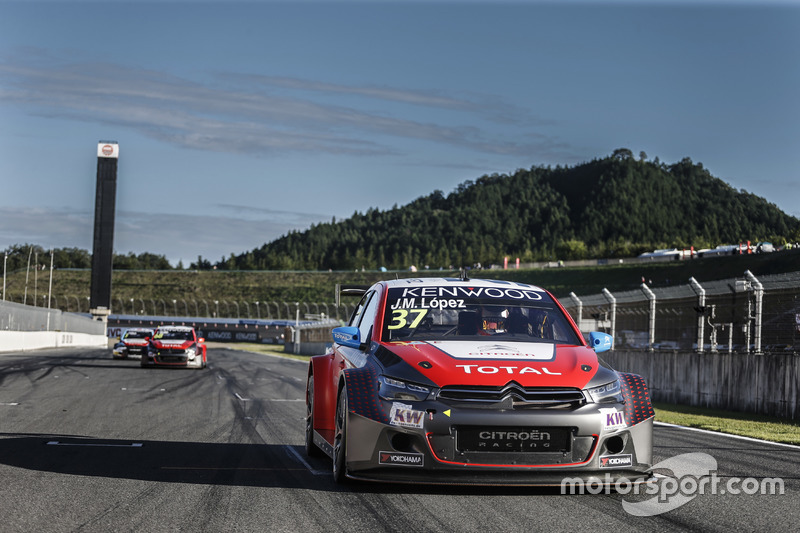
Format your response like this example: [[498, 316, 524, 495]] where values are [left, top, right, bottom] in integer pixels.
[[0, 346, 797, 532]]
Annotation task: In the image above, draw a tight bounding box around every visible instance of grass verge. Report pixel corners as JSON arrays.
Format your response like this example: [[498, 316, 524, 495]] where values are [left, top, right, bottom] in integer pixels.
[[654, 402, 800, 445], [209, 342, 312, 363]]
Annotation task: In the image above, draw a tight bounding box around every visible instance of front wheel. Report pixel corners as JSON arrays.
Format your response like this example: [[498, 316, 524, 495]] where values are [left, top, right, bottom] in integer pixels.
[[332, 386, 349, 483]]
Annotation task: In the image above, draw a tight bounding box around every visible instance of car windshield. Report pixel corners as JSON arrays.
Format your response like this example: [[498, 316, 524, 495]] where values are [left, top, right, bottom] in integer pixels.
[[123, 330, 150, 339], [154, 329, 193, 341], [381, 286, 581, 344]]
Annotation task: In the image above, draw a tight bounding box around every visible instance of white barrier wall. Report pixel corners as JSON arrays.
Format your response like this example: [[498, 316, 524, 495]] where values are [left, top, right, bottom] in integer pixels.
[[0, 300, 108, 353], [603, 350, 800, 420], [0, 331, 108, 353]]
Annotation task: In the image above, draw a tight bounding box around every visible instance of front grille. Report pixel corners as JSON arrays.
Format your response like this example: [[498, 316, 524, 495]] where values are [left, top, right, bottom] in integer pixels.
[[456, 426, 572, 453], [159, 348, 187, 356], [438, 382, 585, 409], [156, 355, 187, 363]]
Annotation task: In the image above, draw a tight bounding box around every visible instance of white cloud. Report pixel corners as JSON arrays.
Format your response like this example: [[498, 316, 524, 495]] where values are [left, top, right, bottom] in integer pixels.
[[0, 51, 571, 159]]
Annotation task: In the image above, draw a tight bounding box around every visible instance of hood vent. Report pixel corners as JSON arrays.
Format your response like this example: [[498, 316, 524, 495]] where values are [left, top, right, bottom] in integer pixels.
[[374, 346, 404, 368]]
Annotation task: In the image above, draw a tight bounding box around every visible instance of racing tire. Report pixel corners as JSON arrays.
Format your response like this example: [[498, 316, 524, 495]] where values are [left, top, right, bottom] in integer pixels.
[[332, 386, 349, 483], [305, 375, 323, 458]]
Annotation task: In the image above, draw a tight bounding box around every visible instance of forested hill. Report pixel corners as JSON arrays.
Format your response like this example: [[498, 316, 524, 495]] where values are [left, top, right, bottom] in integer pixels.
[[218, 150, 800, 271]]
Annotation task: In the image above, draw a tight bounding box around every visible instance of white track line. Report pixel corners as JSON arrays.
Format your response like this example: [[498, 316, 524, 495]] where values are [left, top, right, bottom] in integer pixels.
[[47, 441, 143, 448], [284, 444, 326, 475]]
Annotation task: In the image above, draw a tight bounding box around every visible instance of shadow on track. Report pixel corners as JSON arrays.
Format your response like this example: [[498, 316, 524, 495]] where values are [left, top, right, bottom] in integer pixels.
[[0, 433, 312, 489], [0, 433, 566, 496]]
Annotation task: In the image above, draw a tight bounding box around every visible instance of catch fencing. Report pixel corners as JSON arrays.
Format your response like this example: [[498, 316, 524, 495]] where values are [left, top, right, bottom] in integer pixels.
[[562, 270, 800, 354]]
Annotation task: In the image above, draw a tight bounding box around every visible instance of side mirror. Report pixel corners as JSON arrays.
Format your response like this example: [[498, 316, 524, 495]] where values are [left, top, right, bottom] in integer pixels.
[[198, 337, 205, 343], [332, 326, 361, 349], [588, 332, 613, 353]]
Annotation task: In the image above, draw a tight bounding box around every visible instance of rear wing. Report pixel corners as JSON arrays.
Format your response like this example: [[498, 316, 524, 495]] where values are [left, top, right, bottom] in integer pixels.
[[335, 284, 370, 308]]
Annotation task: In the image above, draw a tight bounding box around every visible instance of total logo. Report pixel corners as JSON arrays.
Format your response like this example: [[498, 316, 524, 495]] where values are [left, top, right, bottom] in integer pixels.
[[379, 451, 424, 467], [456, 364, 562, 375], [333, 331, 353, 343]]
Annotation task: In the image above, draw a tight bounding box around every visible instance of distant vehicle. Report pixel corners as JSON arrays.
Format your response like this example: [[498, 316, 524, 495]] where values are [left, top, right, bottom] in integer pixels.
[[697, 244, 739, 257], [142, 325, 207, 369], [638, 248, 695, 260], [756, 242, 775, 253], [305, 277, 654, 485], [112, 328, 154, 359]]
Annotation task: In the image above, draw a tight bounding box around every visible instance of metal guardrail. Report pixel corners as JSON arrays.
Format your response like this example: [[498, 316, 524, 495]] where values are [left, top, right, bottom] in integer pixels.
[[564, 271, 800, 354], [7, 269, 799, 354], [5, 296, 357, 322]]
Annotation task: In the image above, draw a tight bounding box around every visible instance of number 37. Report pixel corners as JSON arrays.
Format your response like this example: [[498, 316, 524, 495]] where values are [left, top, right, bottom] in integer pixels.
[[387, 309, 428, 330]]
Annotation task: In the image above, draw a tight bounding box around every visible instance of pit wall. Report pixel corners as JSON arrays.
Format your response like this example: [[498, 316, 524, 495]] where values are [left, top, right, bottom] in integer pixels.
[[603, 350, 800, 420]]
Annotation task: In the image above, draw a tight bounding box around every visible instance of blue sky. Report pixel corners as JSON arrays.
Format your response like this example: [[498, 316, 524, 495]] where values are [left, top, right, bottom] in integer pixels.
[[1, 1, 798, 267]]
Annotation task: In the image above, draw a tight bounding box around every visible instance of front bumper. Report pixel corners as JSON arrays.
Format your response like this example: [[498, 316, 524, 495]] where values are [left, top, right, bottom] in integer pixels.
[[112, 347, 128, 359], [343, 400, 653, 485], [125, 345, 147, 357], [142, 350, 204, 368], [114, 344, 148, 359]]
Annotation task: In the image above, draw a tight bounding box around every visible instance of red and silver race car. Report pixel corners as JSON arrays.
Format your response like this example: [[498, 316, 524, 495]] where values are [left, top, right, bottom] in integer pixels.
[[305, 277, 654, 485], [141, 325, 207, 369], [112, 327, 154, 359]]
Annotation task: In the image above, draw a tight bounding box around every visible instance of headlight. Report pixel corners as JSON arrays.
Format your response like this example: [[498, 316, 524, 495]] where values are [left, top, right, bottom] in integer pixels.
[[186, 346, 196, 360], [378, 375, 435, 402], [586, 379, 623, 403]]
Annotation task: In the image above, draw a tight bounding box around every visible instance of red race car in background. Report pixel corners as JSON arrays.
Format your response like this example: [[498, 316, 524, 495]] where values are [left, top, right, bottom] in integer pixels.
[[142, 325, 207, 369], [112, 327, 154, 360], [305, 276, 654, 485]]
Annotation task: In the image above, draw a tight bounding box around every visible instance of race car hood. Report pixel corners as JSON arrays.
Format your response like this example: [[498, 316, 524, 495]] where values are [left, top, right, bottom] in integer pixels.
[[381, 340, 598, 389], [123, 340, 149, 347], [151, 339, 194, 350]]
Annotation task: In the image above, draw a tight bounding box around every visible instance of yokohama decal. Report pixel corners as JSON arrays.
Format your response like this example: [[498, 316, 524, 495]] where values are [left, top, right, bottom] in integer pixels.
[[379, 451, 424, 467]]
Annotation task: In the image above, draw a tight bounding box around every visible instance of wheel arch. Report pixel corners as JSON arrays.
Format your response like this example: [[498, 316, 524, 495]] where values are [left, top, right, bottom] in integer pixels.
[[308, 354, 337, 434], [618, 372, 655, 426]]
